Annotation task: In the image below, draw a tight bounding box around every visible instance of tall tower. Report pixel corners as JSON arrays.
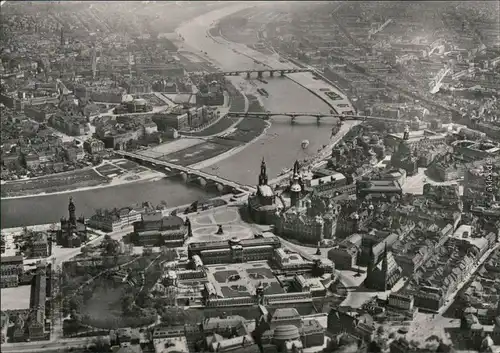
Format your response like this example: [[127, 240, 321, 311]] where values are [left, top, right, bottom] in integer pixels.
[[403, 125, 410, 140], [381, 242, 389, 291], [68, 197, 77, 227], [293, 160, 300, 175], [291, 160, 305, 191], [290, 174, 302, 208], [258, 158, 268, 186], [91, 46, 97, 80], [128, 52, 134, 79]]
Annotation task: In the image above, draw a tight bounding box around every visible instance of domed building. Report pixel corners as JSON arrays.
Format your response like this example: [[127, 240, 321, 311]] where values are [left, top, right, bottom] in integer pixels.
[[248, 158, 278, 224], [126, 98, 150, 113], [481, 334, 494, 352], [274, 191, 339, 245], [255, 307, 324, 351]]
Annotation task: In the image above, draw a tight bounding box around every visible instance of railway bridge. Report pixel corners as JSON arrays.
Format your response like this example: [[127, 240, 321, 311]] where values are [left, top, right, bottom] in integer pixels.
[[114, 150, 254, 194]]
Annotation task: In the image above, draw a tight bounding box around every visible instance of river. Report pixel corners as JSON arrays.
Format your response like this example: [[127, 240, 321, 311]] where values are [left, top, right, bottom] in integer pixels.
[[1, 3, 337, 228], [177, 4, 336, 185], [0, 179, 214, 228]]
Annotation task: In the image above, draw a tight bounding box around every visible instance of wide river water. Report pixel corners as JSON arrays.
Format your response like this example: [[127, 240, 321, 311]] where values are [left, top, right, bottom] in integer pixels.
[[1, 4, 336, 228]]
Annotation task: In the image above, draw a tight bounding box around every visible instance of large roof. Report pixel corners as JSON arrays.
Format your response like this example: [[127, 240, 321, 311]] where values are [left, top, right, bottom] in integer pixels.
[[273, 325, 300, 341], [189, 236, 280, 251], [272, 308, 300, 322], [1, 255, 23, 263], [140, 214, 184, 228]]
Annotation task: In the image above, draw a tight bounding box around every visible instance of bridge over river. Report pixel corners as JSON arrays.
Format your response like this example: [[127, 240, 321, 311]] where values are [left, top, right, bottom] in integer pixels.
[[114, 150, 255, 194], [227, 111, 412, 124], [200, 68, 312, 78]]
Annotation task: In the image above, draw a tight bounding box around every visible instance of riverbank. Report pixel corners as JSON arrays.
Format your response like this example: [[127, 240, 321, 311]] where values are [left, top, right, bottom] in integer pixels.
[[191, 120, 271, 170], [286, 72, 355, 115], [2, 165, 165, 201], [162, 85, 271, 169]]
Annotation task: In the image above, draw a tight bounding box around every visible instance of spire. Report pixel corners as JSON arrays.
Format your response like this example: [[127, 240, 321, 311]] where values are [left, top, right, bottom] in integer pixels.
[[68, 197, 76, 226], [293, 160, 300, 176], [382, 242, 389, 291], [258, 157, 268, 186]]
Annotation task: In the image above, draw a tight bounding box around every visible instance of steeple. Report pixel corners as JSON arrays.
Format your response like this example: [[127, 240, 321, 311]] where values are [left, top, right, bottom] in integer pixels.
[[68, 197, 76, 226], [258, 157, 268, 186], [382, 242, 389, 291], [368, 245, 375, 271], [403, 125, 410, 140], [290, 161, 302, 208], [293, 160, 300, 176]]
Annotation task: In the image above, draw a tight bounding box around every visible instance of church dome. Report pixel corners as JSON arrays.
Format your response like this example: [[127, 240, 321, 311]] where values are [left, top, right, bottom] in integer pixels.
[[481, 334, 494, 348], [273, 325, 300, 342], [290, 182, 302, 193]]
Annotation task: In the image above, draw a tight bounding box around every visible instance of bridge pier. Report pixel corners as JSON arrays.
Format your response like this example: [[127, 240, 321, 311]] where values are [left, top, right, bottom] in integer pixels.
[[180, 172, 188, 182], [280, 71, 285, 77], [257, 71, 263, 79], [206, 180, 224, 193], [316, 116, 321, 125], [185, 174, 198, 184], [198, 177, 207, 188], [270, 71, 274, 77], [291, 117, 296, 125], [246, 72, 251, 79]]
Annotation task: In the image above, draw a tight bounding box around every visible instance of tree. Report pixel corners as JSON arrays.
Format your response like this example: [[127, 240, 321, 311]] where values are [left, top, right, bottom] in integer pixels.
[[121, 293, 135, 314], [90, 337, 110, 353], [68, 296, 82, 312], [82, 287, 93, 302], [367, 340, 382, 353], [376, 325, 386, 337]]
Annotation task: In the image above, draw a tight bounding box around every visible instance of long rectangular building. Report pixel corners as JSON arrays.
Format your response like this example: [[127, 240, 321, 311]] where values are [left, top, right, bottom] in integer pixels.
[[188, 237, 281, 264], [28, 268, 47, 341]]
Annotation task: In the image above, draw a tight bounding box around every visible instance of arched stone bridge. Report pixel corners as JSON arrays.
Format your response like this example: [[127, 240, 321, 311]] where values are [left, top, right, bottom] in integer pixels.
[[114, 150, 254, 194], [227, 111, 412, 124], [219, 68, 312, 79]]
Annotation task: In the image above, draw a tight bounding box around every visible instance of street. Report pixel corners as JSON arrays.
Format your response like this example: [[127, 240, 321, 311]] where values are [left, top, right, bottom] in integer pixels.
[[1, 337, 95, 353]]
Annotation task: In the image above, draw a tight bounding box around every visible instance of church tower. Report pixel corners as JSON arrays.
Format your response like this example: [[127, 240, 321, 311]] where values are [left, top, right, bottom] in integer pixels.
[[290, 161, 302, 208], [367, 245, 375, 275], [60, 27, 64, 47], [68, 197, 77, 227], [403, 125, 410, 140], [258, 158, 268, 186], [381, 242, 389, 291], [293, 160, 300, 175]]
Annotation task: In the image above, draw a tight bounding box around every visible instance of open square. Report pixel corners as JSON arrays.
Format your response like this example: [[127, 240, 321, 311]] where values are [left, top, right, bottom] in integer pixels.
[[0, 285, 32, 311], [187, 208, 254, 244]]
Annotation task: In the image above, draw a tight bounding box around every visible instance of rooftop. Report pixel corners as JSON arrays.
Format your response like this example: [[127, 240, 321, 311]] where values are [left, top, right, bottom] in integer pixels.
[[204, 261, 284, 299]]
